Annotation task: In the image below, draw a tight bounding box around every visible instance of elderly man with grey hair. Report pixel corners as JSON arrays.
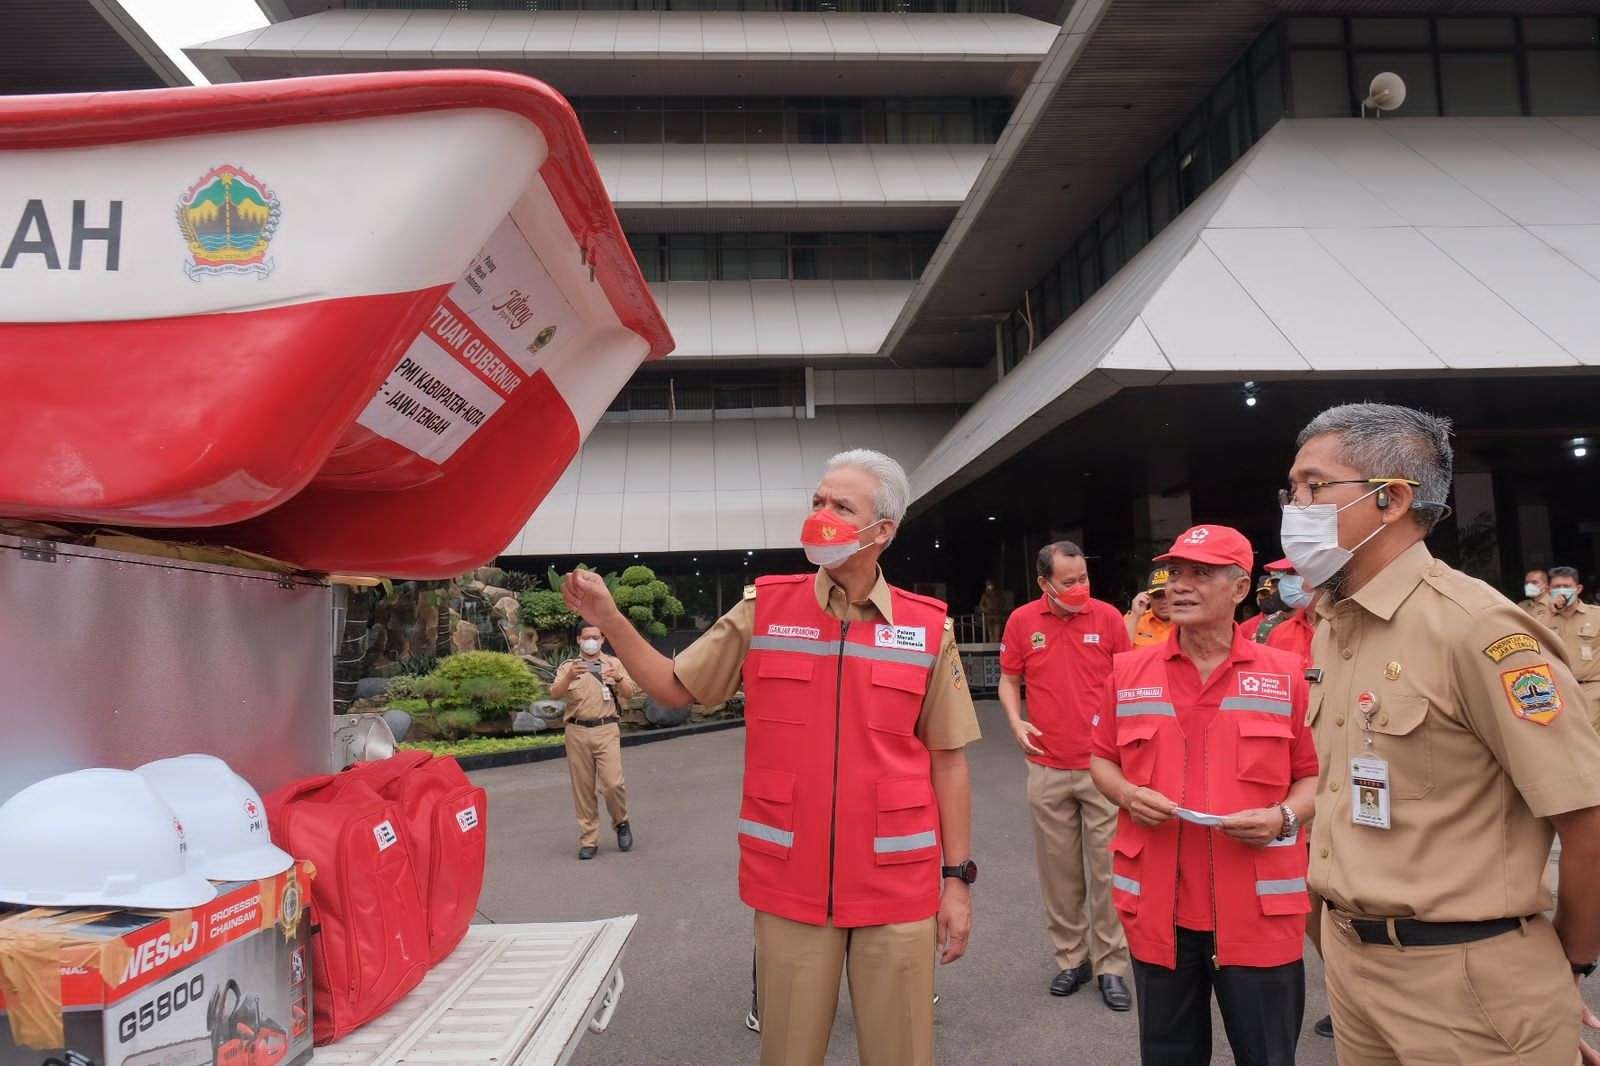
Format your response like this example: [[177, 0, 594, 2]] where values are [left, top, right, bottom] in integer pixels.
[[1284, 402, 1600, 1066], [563, 448, 979, 1066]]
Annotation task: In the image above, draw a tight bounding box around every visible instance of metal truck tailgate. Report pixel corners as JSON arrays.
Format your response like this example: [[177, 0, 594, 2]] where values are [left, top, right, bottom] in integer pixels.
[[314, 916, 637, 1066]]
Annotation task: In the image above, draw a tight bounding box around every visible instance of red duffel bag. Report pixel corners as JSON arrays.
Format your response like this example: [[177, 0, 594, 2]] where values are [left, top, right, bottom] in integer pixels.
[[264, 774, 430, 1044], [339, 750, 488, 965]]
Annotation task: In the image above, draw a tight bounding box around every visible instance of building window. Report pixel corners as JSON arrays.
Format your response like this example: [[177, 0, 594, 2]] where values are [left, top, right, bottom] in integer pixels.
[[571, 96, 1012, 145], [1284, 15, 1600, 118], [628, 232, 940, 282]]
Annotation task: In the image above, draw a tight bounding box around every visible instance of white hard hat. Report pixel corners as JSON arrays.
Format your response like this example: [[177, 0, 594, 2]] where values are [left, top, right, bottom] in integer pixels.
[[136, 754, 293, 882], [0, 769, 217, 909]]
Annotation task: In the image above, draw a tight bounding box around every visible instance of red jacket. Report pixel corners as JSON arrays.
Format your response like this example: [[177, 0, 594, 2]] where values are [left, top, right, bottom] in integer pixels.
[[1265, 609, 1315, 669], [739, 574, 947, 928], [1106, 640, 1312, 969]]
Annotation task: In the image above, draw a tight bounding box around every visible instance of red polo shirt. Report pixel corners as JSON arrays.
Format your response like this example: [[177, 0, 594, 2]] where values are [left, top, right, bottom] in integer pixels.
[[1092, 626, 1318, 931], [1001, 595, 1130, 771]]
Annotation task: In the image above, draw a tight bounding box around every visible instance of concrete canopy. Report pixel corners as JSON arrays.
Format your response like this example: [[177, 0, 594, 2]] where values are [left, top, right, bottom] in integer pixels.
[[909, 115, 1600, 510]]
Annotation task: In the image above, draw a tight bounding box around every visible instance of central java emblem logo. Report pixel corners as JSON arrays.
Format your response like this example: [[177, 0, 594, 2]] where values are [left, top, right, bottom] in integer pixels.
[[527, 324, 558, 355], [820, 525, 840, 541], [177, 165, 280, 280]]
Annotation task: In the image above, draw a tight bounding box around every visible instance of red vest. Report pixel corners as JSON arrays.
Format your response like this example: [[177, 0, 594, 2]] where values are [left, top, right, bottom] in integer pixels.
[[1108, 645, 1310, 969], [739, 574, 946, 928]]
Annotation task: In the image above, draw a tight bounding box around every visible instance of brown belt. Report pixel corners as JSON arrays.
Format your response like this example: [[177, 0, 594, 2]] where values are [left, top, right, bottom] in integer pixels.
[[569, 716, 620, 728]]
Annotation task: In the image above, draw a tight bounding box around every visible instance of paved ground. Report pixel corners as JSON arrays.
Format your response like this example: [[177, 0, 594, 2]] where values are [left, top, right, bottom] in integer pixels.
[[472, 700, 1592, 1065]]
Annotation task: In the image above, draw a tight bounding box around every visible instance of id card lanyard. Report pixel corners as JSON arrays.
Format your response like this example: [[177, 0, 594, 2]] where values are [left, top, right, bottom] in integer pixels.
[[1350, 690, 1391, 830]]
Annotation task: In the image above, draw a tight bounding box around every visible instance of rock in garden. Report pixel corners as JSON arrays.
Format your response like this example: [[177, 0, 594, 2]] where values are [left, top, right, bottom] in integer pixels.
[[511, 710, 545, 734], [355, 676, 392, 701]]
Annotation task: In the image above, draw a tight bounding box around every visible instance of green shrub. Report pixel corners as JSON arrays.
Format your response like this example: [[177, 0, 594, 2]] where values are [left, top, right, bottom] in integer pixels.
[[519, 588, 577, 632], [400, 734, 565, 758], [431, 652, 543, 721]]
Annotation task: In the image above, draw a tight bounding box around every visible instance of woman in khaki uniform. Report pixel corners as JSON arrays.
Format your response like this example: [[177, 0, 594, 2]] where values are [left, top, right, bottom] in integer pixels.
[[1283, 403, 1600, 1066]]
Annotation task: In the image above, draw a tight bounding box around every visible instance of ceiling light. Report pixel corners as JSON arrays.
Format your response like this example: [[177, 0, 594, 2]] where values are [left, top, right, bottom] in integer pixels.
[[1242, 381, 1262, 408], [987, 515, 997, 522], [1571, 436, 1590, 459], [1245, 395, 1258, 407], [1577, 446, 1590, 459], [933, 539, 941, 549]]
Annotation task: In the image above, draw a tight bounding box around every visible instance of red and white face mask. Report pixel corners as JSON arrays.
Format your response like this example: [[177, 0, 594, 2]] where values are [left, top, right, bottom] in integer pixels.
[[801, 509, 885, 568], [1047, 580, 1091, 613]]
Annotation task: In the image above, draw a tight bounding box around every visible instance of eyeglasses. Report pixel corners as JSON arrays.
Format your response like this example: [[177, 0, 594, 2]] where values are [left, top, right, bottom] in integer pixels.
[[1279, 477, 1420, 510]]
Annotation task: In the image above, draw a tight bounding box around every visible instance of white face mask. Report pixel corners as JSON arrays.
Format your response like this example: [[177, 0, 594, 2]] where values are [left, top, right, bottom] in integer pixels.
[[1279, 485, 1390, 589], [1525, 583, 1544, 600], [579, 638, 603, 655]]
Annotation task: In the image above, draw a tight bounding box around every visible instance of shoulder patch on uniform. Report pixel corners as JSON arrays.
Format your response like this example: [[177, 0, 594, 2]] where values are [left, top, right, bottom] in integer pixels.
[[1500, 663, 1563, 725], [1484, 633, 1540, 663], [743, 584, 758, 601]]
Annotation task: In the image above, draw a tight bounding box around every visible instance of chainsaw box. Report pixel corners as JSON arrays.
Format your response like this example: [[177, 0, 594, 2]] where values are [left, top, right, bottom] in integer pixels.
[[0, 865, 312, 1066]]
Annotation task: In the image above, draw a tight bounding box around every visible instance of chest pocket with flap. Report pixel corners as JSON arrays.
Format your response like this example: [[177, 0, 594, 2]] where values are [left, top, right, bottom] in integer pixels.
[[1365, 694, 1432, 800]]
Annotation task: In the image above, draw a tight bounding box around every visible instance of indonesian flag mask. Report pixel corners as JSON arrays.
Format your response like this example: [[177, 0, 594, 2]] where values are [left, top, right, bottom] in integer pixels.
[[801, 509, 886, 568]]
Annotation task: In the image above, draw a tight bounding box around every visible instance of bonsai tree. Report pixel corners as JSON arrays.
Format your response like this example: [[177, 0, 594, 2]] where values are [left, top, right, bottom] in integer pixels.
[[610, 564, 685, 639], [389, 652, 544, 738]]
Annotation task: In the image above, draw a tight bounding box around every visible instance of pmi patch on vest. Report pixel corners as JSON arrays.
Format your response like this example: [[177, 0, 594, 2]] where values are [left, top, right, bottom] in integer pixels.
[[1500, 663, 1563, 725], [1237, 672, 1291, 701], [456, 805, 480, 833], [875, 624, 927, 652], [767, 624, 822, 640], [1484, 633, 1540, 663]]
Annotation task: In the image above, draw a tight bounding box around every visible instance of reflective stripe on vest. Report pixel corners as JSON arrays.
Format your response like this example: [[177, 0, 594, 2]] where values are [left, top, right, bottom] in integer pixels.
[[739, 818, 794, 848], [1219, 696, 1293, 716], [749, 634, 937, 670], [1113, 874, 1142, 896], [1116, 701, 1176, 718], [1256, 877, 1306, 896], [874, 830, 937, 855]]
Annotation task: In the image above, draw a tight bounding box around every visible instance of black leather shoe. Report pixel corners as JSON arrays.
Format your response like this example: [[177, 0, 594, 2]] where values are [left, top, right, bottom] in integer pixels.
[[616, 821, 633, 852], [1099, 975, 1132, 1012], [1049, 961, 1092, 997], [1315, 1015, 1334, 1038], [578, 845, 598, 860]]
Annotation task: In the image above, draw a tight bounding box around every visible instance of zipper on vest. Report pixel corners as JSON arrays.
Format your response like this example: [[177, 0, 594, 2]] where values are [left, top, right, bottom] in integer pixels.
[[826, 619, 849, 919]]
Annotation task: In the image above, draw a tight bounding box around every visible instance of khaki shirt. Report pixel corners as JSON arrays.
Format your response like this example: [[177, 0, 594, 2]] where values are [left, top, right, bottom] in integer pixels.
[[1535, 600, 1600, 728], [554, 653, 637, 722], [1308, 542, 1600, 921], [674, 568, 982, 751]]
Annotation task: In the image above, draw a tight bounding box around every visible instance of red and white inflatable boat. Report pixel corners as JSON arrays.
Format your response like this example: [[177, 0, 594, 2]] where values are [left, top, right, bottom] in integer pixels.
[[0, 72, 671, 577]]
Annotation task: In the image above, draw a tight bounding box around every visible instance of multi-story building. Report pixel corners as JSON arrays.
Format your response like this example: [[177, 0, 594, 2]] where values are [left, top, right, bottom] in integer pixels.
[[189, 2, 1600, 629]]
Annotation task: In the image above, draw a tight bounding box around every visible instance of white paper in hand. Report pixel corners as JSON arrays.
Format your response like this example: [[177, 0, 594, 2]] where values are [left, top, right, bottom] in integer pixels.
[[1173, 807, 1226, 827]]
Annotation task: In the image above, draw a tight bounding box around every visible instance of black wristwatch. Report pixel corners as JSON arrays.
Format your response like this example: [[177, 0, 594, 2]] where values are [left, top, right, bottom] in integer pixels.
[[1575, 960, 1598, 979], [941, 860, 978, 885]]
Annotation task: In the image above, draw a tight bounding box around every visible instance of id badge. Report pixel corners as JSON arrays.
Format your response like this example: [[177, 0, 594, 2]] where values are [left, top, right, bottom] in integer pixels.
[[1350, 754, 1391, 830], [602, 683, 615, 702], [1582, 645, 1594, 662]]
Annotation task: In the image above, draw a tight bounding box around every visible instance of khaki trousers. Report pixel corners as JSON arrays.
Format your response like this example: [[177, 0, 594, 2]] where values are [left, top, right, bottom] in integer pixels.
[[1026, 762, 1131, 976], [564, 720, 626, 848], [1321, 908, 1583, 1065], [754, 910, 935, 1066]]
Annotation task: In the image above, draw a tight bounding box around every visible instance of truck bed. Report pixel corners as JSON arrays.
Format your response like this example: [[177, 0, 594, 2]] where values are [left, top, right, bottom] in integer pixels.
[[313, 916, 636, 1066]]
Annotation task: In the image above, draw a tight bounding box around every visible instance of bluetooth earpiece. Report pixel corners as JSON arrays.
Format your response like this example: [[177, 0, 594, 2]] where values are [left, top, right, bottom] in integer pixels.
[[1376, 485, 1390, 510]]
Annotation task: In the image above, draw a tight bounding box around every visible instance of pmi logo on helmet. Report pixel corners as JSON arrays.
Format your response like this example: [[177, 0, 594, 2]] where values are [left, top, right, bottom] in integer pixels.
[[243, 798, 264, 834]]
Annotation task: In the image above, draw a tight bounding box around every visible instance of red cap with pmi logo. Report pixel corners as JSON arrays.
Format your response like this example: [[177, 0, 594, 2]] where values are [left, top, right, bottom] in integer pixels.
[[1265, 557, 1295, 573], [1154, 524, 1254, 575]]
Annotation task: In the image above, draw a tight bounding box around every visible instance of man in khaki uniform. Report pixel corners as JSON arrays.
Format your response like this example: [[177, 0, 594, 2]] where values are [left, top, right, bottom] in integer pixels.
[[549, 622, 638, 860], [1283, 402, 1600, 1066], [1521, 567, 1552, 615], [562, 449, 979, 1066], [1537, 567, 1600, 731]]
